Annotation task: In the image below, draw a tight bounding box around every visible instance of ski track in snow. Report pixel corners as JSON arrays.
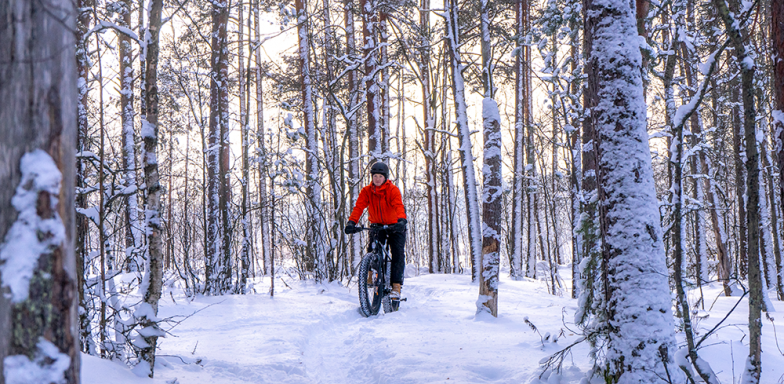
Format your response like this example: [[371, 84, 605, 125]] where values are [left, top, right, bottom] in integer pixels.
[[82, 273, 784, 384]]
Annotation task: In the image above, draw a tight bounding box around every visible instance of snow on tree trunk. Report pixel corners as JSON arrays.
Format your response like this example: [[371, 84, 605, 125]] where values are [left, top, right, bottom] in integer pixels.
[[510, 0, 526, 281], [137, 0, 165, 377], [445, 0, 483, 283], [255, 0, 272, 278], [586, 0, 680, 379], [379, 7, 390, 162], [118, 0, 142, 274], [0, 0, 79, 381], [480, 97, 501, 316], [207, 0, 229, 295], [239, 1, 252, 294], [345, 0, 362, 274], [419, 0, 439, 274], [75, 0, 93, 355], [712, 0, 763, 380], [773, 0, 784, 301], [731, 86, 749, 278], [575, 0, 602, 326], [478, 0, 500, 316], [361, 0, 381, 162], [296, 0, 325, 281]]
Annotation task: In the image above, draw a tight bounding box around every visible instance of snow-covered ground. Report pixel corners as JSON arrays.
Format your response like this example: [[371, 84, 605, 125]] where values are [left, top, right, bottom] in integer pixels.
[[82, 271, 784, 383]]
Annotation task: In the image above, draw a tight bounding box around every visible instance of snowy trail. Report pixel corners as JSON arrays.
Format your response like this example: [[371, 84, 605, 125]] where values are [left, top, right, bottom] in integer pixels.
[[83, 272, 784, 384]]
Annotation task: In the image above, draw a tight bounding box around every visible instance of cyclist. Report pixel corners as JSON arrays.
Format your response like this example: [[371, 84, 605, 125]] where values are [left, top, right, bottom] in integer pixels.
[[344, 162, 407, 310]]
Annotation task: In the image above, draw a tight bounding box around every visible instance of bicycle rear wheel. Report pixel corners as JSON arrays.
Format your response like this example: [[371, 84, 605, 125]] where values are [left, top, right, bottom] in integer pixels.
[[358, 252, 383, 317]]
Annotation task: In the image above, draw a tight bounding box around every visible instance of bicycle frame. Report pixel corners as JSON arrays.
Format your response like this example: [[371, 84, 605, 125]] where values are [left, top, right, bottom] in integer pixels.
[[355, 225, 393, 316]]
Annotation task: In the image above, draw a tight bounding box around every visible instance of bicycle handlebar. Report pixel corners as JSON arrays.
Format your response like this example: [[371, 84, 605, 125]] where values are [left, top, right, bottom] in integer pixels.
[[355, 225, 390, 231]]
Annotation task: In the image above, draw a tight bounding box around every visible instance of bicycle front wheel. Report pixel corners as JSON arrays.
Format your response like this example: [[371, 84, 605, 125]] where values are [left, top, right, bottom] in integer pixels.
[[358, 252, 383, 317]]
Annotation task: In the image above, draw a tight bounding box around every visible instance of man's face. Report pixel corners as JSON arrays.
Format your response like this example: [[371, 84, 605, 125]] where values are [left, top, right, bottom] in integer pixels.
[[372, 173, 385, 186]]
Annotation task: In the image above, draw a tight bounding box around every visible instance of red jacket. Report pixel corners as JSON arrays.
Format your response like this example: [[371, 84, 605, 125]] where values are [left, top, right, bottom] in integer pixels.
[[348, 181, 406, 225]]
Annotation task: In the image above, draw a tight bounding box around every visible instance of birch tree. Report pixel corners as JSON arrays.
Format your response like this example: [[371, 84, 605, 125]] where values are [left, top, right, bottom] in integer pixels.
[[0, 0, 79, 381], [117, 0, 142, 273], [137, 0, 165, 376], [444, 0, 482, 282], [296, 0, 325, 281]]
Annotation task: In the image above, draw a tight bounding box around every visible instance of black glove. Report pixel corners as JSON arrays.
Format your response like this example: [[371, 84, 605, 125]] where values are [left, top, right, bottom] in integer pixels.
[[391, 218, 407, 233], [344, 221, 358, 235]]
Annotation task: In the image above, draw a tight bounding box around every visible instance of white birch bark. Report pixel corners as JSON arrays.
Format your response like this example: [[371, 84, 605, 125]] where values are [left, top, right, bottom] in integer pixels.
[[138, 0, 164, 376], [296, 0, 325, 281], [444, 0, 482, 282], [254, 0, 272, 278], [344, 0, 362, 273]]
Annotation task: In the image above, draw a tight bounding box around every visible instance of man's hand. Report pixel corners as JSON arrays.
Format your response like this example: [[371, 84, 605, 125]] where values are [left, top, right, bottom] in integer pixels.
[[391, 218, 407, 233], [344, 221, 359, 234]]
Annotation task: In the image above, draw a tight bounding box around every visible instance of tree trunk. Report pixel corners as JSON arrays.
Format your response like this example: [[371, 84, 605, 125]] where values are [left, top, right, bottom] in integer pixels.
[[240, 1, 252, 294], [445, 0, 483, 282], [524, 0, 537, 279], [118, 0, 141, 274], [207, 0, 229, 295], [255, 0, 272, 278], [586, 0, 679, 379], [361, 0, 381, 162], [732, 84, 748, 278], [76, 0, 93, 355], [0, 0, 79, 381], [511, 0, 526, 281], [296, 0, 324, 281], [576, 0, 600, 325], [420, 0, 439, 274], [773, 0, 784, 301], [478, 0, 500, 316], [712, 0, 763, 380], [138, 0, 165, 376], [344, 0, 362, 275]]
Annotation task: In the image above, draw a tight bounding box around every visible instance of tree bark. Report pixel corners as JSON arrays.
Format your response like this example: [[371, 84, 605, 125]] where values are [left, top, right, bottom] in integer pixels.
[[207, 0, 230, 295], [478, 0, 500, 316], [773, 0, 784, 301], [296, 0, 324, 281], [586, 0, 679, 379], [75, 0, 93, 355], [511, 0, 526, 281], [139, 0, 165, 376], [255, 0, 272, 278], [118, 0, 141, 274], [361, 0, 381, 162], [445, 0, 483, 283], [0, 0, 79, 381], [712, 0, 763, 380], [344, 0, 362, 275]]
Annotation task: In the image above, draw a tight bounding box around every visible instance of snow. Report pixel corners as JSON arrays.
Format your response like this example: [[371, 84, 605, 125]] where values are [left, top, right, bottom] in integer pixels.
[[79, 274, 784, 383], [0, 150, 65, 303], [5, 338, 70, 384]]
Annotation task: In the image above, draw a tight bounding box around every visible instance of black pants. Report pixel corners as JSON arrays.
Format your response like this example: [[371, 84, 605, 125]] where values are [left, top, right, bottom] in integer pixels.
[[369, 228, 406, 285]]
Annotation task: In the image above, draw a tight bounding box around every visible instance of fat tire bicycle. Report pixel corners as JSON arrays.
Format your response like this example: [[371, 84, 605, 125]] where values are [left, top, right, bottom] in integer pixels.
[[354, 225, 397, 317]]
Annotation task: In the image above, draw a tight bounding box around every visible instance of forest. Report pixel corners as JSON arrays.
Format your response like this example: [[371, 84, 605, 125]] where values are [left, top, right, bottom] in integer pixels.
[[1, 0, 784, 382]]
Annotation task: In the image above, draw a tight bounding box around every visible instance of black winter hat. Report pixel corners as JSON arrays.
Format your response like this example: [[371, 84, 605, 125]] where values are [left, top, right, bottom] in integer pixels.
[[370, 162, 389, 180]]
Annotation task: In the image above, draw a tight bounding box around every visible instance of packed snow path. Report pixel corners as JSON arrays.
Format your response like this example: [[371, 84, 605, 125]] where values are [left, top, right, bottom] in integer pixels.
[[83, 273, 784, 383]]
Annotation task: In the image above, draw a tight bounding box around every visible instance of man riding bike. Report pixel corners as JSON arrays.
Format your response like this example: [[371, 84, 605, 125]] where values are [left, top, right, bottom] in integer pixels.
[[344, 162, 407, 310]]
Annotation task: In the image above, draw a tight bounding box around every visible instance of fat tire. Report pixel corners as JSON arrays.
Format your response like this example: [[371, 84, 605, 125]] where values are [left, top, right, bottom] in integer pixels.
[[358, 253, 383, 317]]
